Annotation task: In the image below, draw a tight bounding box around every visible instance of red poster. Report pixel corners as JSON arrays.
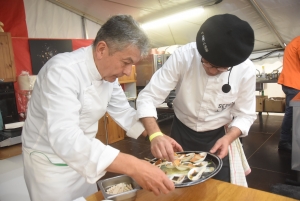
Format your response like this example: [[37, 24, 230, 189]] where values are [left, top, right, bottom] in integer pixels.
[[0, 0, 28, 37]]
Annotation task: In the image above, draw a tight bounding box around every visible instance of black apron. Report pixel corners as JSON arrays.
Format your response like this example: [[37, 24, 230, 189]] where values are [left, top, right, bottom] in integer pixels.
[[171, 115, 230, 182]]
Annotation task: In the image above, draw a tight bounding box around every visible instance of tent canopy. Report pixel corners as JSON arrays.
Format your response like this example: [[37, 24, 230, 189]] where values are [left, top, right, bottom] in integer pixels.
[[46, 0, 300, 52]]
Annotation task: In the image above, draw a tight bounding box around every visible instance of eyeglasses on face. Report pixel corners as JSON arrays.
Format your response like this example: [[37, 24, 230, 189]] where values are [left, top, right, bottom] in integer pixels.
[[201, 58, 232, 72]]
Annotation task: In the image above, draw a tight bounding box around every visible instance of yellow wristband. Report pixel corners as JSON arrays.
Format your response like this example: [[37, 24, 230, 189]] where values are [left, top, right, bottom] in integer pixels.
[[149, 132, 164, 142]]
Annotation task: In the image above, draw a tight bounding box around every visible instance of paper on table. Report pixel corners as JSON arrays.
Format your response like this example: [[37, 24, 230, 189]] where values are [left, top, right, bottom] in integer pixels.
[[157, 103, 168, 108], [4, 122, 24, 129], [72, 197, 86, 201]]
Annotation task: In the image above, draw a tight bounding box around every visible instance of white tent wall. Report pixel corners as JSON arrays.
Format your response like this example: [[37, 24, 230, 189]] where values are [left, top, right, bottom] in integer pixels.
[[23, 0, 100, 39], [23, 0, 298, 99], [258, 0, 300, 44], [23, 0, 300, 50]]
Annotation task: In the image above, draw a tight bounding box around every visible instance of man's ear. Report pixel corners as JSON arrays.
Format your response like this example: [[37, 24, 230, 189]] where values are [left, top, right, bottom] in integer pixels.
[[95, 41, 107, 59]]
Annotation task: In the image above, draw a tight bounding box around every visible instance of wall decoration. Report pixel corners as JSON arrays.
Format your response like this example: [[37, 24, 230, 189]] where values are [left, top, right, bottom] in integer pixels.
[[12, 38, 93, 113], [28, 39, 72, 75]]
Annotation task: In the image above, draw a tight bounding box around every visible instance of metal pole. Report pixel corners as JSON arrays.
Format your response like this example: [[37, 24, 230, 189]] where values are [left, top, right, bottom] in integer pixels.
[[82, 16, 88, 39]]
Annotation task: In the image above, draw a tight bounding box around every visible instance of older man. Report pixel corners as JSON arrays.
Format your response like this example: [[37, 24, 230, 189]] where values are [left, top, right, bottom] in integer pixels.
[[22, 15, 180, 201]]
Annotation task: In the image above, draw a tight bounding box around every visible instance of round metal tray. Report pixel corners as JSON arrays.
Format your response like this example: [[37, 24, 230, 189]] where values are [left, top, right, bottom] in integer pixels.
[[151, 151, 223, 188]]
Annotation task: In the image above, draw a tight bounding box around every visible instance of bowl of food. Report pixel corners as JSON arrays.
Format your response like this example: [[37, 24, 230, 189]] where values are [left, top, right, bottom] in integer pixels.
[[97, 175, 141, 201]]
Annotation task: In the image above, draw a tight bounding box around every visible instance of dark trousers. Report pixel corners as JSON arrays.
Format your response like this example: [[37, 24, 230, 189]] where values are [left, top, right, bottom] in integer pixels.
[[170, 115, 230, 183], [280, 85, 300, 142]]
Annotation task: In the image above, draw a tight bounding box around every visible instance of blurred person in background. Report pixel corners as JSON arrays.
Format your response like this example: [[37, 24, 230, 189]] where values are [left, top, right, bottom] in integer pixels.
[[277, 36, 300, 152]]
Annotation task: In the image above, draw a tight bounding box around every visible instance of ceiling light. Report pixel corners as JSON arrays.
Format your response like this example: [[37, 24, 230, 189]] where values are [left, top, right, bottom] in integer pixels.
[[141, 7, 204, 30]]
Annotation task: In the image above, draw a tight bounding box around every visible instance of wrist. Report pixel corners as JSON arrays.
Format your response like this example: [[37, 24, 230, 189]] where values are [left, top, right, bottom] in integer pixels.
[[225, 127, 241, 144], [149, 132, 164, 142]]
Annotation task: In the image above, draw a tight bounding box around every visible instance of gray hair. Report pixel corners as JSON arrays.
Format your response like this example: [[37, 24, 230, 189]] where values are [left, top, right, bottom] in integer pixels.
[[93, 15, 150, 57]]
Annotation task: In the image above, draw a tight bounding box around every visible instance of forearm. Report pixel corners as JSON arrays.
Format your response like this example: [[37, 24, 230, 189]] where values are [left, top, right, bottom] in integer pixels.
[[229, 115, 256, 137], [140, 118, 183, 161], [105, 152, 139, 177], [224, 126, 242, 144], [140, 117, 161, 136]]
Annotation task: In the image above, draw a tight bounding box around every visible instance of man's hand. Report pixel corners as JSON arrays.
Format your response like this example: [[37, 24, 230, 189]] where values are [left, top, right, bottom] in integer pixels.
[[209, 135, 231, 159], [139, 117, 183, 161], [210, 126, 242, 159], [130, 159, 175, 195], [150, 134, 183, 162], [106, 153, 175, 196]]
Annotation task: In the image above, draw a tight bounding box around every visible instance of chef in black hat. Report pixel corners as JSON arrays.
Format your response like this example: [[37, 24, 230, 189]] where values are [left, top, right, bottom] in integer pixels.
[[136, 14, 256, 184]]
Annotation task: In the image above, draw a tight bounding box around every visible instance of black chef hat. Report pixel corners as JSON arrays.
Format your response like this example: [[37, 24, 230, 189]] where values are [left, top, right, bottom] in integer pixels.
[[196, 14, 254, 67]]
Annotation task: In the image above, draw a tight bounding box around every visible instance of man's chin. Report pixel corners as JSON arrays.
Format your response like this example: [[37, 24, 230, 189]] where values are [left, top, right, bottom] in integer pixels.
[[205, 71, 217, 76], [103, 77, 117, 82], [205, 70, 221, 76]]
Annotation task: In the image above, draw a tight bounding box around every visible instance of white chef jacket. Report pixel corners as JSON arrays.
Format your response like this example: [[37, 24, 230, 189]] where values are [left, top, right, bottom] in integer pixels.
[[22, 45, 144, 200], [136, 42, 257, 137]]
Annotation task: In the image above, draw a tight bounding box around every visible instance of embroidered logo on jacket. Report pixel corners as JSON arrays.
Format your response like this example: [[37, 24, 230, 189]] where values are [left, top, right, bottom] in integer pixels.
[[216, 102, 235, 112]]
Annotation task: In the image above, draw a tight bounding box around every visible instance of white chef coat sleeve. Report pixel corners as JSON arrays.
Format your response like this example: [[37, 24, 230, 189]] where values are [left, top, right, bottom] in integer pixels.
[[136, 51, 183, 119], [41, 65, 119, 184], [106, 80, 144, 139], [228, 61, 257, 137]]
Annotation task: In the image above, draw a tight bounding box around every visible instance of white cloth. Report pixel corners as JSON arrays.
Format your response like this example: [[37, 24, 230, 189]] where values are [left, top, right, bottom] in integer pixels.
[[228, 139, 251, 187], [136, 42, 257, 137], [22, 45, 144, 200]]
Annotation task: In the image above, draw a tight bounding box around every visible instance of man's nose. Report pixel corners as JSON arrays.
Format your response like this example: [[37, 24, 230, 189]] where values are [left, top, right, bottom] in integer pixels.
[[123, 65, 132, 76]]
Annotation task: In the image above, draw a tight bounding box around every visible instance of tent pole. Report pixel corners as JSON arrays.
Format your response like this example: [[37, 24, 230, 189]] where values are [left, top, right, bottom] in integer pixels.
[[82, 16, 89, 39], [249, 0, 286, 48]]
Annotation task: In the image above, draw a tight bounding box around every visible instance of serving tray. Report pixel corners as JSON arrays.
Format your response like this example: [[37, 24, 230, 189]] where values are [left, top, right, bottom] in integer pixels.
[[150, 151, 223, 188]]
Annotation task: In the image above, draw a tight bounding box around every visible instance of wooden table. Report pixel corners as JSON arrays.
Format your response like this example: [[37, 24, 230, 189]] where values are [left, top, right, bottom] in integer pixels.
[[86, 179, 297, 201]]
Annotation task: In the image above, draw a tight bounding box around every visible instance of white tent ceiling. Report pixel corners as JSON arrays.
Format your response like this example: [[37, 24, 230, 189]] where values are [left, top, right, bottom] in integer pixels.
[[46, 0, 300, 52]]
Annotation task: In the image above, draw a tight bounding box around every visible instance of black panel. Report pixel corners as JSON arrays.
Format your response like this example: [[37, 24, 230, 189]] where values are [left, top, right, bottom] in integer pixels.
[[28, 39, 73, 75]]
